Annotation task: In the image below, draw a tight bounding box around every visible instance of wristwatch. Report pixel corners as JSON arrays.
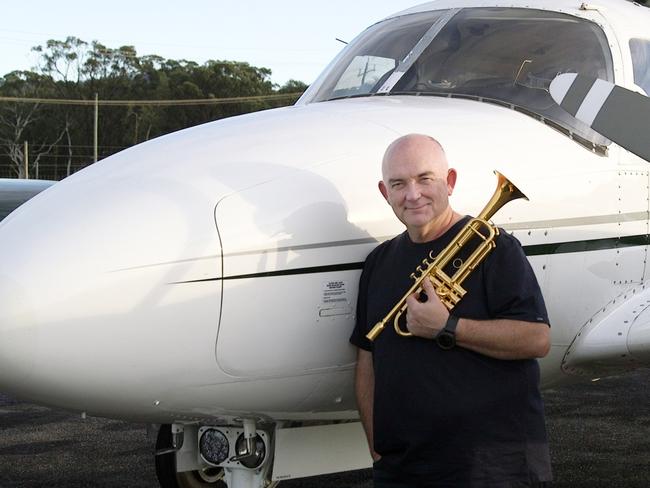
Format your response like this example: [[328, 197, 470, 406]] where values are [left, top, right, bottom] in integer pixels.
[[435, 314, 459, 350]]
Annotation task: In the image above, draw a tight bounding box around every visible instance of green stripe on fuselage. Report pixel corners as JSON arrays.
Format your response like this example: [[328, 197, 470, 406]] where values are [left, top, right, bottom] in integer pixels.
[[523, 234, 650, 256]]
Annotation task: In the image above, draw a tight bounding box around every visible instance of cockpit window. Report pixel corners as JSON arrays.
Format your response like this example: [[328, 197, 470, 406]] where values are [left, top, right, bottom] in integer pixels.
[[630, 39, 650, 95], [313, 11, 446, 100], [304, 8, 614, 149], [331, 55, 396, 97]]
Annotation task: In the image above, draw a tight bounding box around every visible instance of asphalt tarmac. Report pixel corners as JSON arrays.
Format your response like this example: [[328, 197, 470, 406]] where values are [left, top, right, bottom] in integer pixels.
[[1, 369, 649, 488]]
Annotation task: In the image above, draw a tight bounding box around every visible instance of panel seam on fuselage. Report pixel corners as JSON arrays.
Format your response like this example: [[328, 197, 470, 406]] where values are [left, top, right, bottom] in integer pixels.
[[221, 212, 649, 258], [170, 233, 650, 284]]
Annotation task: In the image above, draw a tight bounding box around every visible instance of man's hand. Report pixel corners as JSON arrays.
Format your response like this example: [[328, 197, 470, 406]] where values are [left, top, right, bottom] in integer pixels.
[[404, 276, 551, 359], [405, 276, 449, 339]]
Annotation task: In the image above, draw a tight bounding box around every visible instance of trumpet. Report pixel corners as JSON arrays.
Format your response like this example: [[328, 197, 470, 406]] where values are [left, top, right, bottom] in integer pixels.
[[365, 171, 528, 341]]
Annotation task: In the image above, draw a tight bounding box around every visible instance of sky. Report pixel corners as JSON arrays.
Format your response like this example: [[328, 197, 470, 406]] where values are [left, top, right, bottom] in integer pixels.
[[0, 0, 422, 87]]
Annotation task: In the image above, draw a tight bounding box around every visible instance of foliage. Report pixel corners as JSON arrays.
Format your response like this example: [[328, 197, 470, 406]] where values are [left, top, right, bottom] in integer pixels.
[[0, 70, 68, 178], [0, 38, 307, 179]]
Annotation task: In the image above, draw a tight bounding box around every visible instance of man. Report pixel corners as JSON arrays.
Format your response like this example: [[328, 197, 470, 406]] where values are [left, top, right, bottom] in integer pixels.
[[350, 134, 552, 487]]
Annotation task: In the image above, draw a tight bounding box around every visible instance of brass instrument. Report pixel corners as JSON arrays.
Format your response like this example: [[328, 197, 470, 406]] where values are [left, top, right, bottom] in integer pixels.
[[365, 171, 528, 341]]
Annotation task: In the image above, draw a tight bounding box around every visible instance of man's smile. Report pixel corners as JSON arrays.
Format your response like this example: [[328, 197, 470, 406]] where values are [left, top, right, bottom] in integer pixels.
[[405, 203, 431, 211]]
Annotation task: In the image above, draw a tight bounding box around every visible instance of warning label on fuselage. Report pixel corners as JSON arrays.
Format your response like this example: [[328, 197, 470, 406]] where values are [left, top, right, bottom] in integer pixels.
[[321, 280, 349, 305]]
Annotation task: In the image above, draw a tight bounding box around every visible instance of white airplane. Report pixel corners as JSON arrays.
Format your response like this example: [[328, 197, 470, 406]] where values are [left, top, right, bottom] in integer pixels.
[[1, 1, 650, 487]]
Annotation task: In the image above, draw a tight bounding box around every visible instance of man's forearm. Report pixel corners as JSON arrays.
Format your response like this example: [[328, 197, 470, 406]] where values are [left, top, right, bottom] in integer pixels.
[[456, 318, 550, 360], [355, 348, 380, 461], [406, 277, 550, 360]]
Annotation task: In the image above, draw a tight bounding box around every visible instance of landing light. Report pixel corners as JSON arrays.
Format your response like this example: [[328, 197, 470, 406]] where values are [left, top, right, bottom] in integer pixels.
[[199, 428, 230, 466]]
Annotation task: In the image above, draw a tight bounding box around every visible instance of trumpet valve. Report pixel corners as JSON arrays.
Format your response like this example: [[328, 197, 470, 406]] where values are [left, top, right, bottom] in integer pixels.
[[410, 272, 417, 281]]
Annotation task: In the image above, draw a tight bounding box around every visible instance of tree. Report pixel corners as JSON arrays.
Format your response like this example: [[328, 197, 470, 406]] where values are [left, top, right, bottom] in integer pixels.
[[0, 71, 65, 178], [0, 37, 308, 179], [278, 79, 309, 94]]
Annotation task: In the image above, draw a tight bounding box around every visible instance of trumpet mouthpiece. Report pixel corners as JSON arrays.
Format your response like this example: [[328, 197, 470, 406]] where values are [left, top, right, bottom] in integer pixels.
[[366, 322, 385, 341]]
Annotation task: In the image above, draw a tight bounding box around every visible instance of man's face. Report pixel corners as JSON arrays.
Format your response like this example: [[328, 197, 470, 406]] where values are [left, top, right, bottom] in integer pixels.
[[379, 139, 454, 233]]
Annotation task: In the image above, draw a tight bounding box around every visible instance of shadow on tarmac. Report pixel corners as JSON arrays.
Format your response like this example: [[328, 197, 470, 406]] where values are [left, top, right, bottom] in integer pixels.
[[1, 369, 649, 487]]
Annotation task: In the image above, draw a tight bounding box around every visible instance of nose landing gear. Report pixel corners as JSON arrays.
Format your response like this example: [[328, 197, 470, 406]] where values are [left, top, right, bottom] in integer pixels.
[[155, 424, 226, 488], [155, 422, 272, 488]]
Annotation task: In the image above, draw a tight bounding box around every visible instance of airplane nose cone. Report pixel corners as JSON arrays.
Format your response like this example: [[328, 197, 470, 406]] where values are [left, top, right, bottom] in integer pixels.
[[0, 272, 38, 393], [0, 140, 225, 411]]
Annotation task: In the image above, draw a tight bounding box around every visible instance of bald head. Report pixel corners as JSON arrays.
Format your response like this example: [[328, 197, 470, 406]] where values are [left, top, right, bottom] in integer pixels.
[[382, 134, 448, 181], [378, 133, 457, 242]]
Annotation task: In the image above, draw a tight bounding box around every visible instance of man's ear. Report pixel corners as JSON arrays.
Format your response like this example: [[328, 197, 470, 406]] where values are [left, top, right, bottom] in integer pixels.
[[378, 180, 389, 201], [447, 168, 458, 196]]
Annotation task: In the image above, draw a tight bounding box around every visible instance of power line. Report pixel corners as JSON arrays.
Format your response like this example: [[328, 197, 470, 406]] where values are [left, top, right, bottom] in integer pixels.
[[0, 142, 127, 149], [0, 92, 302, 107]]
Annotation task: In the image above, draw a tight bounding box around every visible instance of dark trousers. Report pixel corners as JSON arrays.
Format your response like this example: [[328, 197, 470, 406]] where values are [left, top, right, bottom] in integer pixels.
[[373, 468, 552, 488]]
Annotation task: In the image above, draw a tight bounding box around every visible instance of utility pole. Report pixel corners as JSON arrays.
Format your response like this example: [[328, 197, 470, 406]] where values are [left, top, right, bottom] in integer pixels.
[[23, 140, 29, 179], [94, 93, 99, 163]]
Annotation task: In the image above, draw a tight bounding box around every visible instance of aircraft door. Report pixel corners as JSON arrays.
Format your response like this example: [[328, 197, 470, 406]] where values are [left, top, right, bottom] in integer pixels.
[[212, 161, 380, 382]]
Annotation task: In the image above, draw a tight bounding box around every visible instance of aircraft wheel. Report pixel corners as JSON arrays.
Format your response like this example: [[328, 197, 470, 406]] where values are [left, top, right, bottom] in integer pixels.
[[155, 424, 226, 488]]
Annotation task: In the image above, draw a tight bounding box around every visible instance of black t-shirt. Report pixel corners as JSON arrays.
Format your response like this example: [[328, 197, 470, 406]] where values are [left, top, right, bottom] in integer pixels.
[[350, 217, 552, 486]]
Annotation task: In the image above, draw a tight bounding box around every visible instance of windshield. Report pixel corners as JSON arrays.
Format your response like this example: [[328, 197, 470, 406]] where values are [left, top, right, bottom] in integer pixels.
[[304, 7, 614, 148]]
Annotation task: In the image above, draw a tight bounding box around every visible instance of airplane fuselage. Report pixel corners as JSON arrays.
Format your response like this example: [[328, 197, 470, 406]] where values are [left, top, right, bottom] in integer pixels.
[[0, 93, 647, 421], [1, 0, 649, 485]]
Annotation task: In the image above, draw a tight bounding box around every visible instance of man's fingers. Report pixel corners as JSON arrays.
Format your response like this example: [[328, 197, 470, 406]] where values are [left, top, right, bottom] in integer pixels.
[[422, 275, 435, 293], [405, 293, 419, 308]]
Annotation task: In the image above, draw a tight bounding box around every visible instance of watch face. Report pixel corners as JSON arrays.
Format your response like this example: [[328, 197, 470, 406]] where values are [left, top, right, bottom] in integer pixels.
[[437, 332, 455, 350]]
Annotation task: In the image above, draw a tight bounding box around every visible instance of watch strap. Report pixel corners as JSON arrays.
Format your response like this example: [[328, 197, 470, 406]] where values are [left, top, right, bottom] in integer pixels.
[[444, 314, 459, 333], [435, 314, 459, 350]]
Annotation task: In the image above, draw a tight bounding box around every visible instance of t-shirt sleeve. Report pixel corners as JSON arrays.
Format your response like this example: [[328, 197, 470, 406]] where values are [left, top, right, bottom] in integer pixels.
[[349, 260, 374, 351], [484, 232, 550, 325]]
